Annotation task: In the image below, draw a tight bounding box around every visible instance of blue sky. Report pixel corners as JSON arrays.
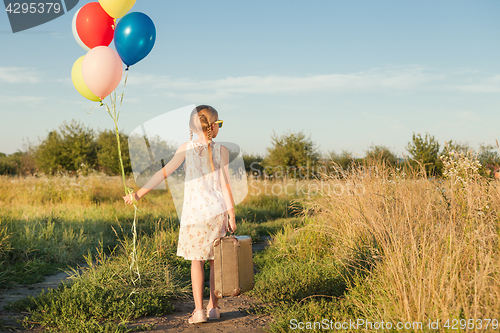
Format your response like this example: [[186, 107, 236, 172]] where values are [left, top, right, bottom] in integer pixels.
[[1, 0, 499, 158]]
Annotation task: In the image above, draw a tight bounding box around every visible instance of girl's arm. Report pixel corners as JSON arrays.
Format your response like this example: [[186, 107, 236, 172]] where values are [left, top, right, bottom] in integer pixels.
[[124, 142, 187, 203], [220, 145, 236, 232]]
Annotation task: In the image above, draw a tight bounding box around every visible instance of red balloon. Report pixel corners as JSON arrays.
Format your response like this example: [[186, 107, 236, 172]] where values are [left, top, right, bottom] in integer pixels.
[[75, 2, 114, 49]]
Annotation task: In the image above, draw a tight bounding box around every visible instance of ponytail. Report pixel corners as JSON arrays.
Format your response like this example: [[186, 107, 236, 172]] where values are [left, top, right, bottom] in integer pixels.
[[207, 122, 215, 173], [198, 114, 216, 173]]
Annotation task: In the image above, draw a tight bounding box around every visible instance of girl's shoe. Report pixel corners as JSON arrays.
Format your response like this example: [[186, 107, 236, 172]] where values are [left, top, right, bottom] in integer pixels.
[[188, 309, 207, 324], [206, 306, 220, 320]]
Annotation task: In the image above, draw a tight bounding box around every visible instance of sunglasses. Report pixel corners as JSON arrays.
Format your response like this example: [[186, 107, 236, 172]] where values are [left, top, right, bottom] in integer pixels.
[[214, 120, 223, 128]]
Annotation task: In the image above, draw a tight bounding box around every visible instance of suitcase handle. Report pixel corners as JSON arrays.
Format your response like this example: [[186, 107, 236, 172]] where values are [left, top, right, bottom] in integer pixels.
[[225, 228, 235, 237]]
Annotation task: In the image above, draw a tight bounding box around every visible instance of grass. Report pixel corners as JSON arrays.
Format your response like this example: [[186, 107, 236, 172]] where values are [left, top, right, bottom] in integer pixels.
[[5, 159, 495, 332], [249, 155, 500, 332], [0, 174, 300, 286], [6, 220, 190, 332], [0, 172, 303, 332], [0, 173, 180, 287]]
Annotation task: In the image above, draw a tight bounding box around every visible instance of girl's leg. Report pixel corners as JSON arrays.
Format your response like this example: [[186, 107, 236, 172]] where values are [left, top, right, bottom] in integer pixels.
[[191, 260, 205, 311], [207, 259, 218, 309]]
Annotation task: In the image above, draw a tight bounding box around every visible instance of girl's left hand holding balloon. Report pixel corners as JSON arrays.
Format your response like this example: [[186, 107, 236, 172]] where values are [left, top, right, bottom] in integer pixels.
[[123, 192, 140, 204]]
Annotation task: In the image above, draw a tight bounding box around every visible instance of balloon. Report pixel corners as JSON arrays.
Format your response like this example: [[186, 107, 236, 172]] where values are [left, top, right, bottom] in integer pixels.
[[114, 12, 156, 68], [73, 2, 115, 50], [72, 7, 90, 51], [71, 56, 101, 102], [82, 46, 123, 99], [98, 0, 136, 18]]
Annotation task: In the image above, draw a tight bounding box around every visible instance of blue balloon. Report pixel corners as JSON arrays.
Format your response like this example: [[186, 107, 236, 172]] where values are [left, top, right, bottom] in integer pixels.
[[114, 12, 156, 68]]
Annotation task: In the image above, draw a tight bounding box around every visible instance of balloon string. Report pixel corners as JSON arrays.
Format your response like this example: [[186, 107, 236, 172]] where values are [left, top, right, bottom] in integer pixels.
[[124, 71, 129, 88]]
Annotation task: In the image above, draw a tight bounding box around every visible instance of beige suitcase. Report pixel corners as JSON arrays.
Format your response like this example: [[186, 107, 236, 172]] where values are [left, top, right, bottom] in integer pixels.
[[213, 235, 254, 298]]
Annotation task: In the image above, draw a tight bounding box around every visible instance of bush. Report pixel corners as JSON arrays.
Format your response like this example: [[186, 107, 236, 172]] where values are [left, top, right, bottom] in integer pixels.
[[243, 152, 264, 175], [324, 150, 360, 178], [34, 120, 98, 175], [261, 131, 321, 179], [97, 129, 132, 176], [32, 120, 134, 176], [406, 132, 441, 176], [0, 151, 38, 176], [364, 144, 398, 166]]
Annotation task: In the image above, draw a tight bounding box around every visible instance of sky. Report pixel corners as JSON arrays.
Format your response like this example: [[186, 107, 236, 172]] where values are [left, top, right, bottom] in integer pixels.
[[1, 0, 500, 159]]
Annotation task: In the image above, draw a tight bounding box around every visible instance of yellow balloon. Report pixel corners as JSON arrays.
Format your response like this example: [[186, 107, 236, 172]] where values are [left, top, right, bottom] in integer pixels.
[[98, 0, 136, 19], [71, 56, 101, 102]]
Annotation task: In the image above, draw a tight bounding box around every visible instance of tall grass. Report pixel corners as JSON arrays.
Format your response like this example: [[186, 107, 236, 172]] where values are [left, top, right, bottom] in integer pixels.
[[0, 172, 300, 286], [252, 155, 500, 330], [1, 172, 301, 331]]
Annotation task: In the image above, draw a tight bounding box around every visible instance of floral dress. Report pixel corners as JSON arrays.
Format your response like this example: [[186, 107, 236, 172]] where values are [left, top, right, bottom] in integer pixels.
[[176, 140, 228, 260]]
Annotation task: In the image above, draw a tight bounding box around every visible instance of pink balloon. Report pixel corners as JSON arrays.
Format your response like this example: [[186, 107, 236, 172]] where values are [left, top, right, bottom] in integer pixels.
[[82, 46, 123, 99]]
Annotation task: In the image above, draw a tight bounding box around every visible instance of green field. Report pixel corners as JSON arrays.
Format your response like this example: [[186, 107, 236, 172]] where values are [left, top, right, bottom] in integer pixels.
[[1, 155, 499, 332]]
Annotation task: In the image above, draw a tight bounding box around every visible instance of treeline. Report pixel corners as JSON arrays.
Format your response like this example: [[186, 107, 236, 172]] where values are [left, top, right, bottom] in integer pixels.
[[243, 131, 500, 179], [0, 119, 131, 176], [2, 120, 499, 179]]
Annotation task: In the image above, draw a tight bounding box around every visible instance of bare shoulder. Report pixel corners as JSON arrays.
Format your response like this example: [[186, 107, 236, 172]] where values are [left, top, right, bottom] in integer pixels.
[[219, 144, 229, 157], [176, 142, 189, 153]]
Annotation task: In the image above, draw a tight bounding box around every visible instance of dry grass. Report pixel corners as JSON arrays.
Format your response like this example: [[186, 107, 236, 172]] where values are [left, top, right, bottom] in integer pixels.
[[275, 156, 499, 323], [0, 173, 178, 218]]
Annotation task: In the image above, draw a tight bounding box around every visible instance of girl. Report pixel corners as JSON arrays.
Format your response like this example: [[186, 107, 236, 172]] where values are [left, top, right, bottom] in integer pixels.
[[123, 105, 237, 324]]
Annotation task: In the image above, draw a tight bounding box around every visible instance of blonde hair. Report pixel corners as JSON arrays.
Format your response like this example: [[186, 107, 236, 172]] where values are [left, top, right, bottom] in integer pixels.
[[189, 105, 219, 173]]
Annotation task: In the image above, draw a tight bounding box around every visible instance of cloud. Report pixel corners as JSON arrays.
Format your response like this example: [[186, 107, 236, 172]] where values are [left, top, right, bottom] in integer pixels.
[[127, 66, 445, 97], [0, 95, 46, 104], [125, 66, 500, 99], [448, 75, 500, 93], [0, 67, 42, 84]]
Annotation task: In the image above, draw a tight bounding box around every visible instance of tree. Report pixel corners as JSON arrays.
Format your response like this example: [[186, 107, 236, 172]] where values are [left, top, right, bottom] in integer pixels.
[[34, 130, 64, 174], [242, 152, 264, 175], [406, 132, 441, 176], [365, 144, 398, 166], [0, 143, 38, 176], [476, 143, 500, 177], [323, 149, 360, 177], [97, 129, 132, 176], [0, 154, 18, 175], [440, 140, 472, 156], [34, 120, 98, 175], [261, 131, 321, 178], [59, 120, 98, 172]]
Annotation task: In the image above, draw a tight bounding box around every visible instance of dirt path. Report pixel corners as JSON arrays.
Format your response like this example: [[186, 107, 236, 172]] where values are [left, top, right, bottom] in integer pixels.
[[0, 270, 76, 332], [126, 296, 271, 333], [0, 236, 272, 333]]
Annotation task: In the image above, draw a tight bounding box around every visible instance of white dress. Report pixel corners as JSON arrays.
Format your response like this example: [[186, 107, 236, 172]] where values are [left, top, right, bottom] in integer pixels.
[[176, 140, 228, 260]]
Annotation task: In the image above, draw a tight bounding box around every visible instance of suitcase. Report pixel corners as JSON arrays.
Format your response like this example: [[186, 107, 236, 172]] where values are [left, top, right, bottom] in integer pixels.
[[213, 235, 254, 298]]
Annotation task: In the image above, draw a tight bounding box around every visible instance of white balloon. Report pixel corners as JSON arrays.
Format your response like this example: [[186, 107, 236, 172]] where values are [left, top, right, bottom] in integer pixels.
[[72, 7, 90, 51]]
